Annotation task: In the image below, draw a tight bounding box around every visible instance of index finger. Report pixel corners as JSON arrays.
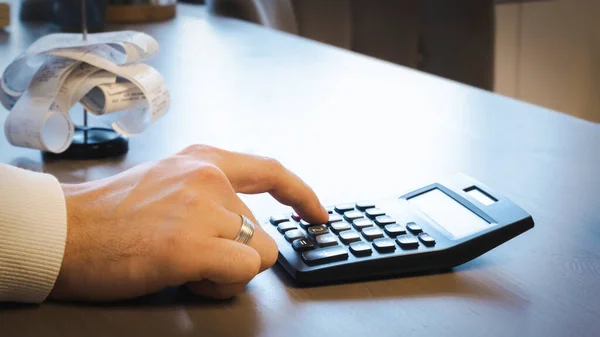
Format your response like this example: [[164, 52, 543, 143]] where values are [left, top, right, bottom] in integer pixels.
[[180, 145, 329, 224]]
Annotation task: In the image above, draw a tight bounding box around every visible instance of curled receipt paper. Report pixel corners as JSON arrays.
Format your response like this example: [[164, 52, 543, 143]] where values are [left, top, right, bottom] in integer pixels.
[[0, 31, 170, 153]]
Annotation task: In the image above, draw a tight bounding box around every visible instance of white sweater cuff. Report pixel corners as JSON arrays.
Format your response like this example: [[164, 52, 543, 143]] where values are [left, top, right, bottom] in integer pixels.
[[0, 164, 67, 303]]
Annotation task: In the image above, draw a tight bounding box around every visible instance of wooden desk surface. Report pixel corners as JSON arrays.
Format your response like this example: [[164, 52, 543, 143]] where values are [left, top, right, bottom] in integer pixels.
[[1, 4, 599, 337]]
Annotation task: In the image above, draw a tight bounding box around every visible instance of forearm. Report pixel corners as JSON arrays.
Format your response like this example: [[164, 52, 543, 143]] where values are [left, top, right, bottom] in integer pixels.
[[0, 164, 67, 303]]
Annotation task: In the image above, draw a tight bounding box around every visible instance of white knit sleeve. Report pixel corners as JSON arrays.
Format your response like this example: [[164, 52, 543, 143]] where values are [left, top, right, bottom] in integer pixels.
[[0, 163, 67, 303]]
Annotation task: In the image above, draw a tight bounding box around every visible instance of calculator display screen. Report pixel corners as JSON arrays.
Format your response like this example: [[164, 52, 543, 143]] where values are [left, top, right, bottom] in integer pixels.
[[408, 188, 491, 239]]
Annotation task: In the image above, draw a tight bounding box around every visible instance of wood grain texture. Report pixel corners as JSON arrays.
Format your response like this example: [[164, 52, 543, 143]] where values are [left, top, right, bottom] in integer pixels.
[[0, 3, 9, 28], [106, 3, 177, 23], [0, 4, 599, 337]]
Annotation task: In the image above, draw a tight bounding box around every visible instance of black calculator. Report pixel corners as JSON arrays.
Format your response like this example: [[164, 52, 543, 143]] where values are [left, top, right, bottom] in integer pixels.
[[263, 173, 534, 285]]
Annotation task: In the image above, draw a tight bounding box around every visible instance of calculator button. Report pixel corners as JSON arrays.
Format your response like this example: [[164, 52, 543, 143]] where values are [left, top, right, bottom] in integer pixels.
[[330, 222, 352, 234], [328, 214, 343, 224], [353, 219, 374, 231], [349, 242, 373, 257], [374, 215, 396, 226], [291, 212, 301, 221], [307, 225, 329, 236], [384, 224, 406, 237], [316, 234, 338, 247], [299, 219, 313, 229], [302, 246, 348, 265], [292, 238, 315, 252], [397, 235, 419, 249], [418, 233, 436, 247], [373, 238, 396, 253], [277, 222, 297, 233], [334, 204, 355, 214], [362, 227, 384, 241], [270, 214, 289, 225], [285, 229, 305, 242], [355, 201, 376, 211], [343, 211, 365, 222], [406, 222, 423, 234], [339, 231, 362, 244], [365, 208, 386, 219]]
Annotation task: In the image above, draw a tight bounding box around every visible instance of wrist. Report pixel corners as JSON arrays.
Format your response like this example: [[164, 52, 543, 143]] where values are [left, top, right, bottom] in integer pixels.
[[61, 183, 83, 230], [48, 183, 82, 300]]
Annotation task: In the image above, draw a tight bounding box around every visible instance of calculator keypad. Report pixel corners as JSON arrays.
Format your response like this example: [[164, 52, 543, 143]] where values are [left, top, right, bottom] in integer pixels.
[[384, 224, 406, 237], [292, 238, 315, 252], [307, 225, 328, 236], [331, 222, 351, 234], [334, 204, 355, 214], [291, 212, 301, 221], [374, 215, 396, 226], [355, 201, 376, 211], [365, 208, 386, 219], [373, 238, 396, 253], [270, 202, 437, 266], [316, 234, 338, 247], [270, 214, 290, 225], [362, 227, 385, 241], [328, 214, 344, 224], [284, 229, 305, 242], [406, 222, 423, 234], [397, 235, 419, 249], [418, 233, 436, 246], [299, 219, 312, 229], [352, 218, 374, 231], [277, 222, 297, 233], [302, 246, 348, 265], [343, 211, 365, 221], [349, 241, 373, 256], [339, 230, 362, 244]]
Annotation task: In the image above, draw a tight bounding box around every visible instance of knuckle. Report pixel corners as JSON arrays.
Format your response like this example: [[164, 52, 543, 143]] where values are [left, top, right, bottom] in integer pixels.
[[181, 144, 215, 156], [179, 144, 225, 163], [156, 153, 190, 173], [190, 163, 228, 184], [264, 156, 284, 172], [263, 157, 285, 186]]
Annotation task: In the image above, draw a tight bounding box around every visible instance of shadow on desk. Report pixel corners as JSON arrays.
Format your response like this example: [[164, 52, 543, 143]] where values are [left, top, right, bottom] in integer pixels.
[[1, 259, 528, 337], [268, 257, 527, 307], [0, 287, 237, 310], [1, 256, 520, 309], [0, 287, 263, 337]]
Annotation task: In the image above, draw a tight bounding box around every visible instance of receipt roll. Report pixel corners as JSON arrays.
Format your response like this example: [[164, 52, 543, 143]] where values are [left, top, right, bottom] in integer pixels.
[[0, 31, 170, 153]]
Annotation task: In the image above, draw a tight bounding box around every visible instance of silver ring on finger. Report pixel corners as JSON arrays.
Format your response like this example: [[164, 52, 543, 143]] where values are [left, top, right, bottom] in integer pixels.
[[234, 215, 255, 244]]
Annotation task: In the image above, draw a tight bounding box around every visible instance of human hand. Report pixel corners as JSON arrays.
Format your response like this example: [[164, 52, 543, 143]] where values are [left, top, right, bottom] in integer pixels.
[[50, 145, 329, 301]]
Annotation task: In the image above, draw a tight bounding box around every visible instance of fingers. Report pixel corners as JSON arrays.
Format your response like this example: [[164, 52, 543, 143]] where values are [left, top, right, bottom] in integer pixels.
[[183, 237, 261, 299], [200, 238, 261, 283], [206, 199, 278, 272], [179, 145, 329, 225], [222, 153, 329, 224], [220, 193, 279, 272]]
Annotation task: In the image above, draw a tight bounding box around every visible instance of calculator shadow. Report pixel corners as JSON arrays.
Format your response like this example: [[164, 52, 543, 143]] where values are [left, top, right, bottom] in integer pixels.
[[272, 258, 524, 305]]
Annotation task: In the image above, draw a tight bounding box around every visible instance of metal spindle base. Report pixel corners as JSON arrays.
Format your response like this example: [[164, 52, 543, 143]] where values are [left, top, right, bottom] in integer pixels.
[[42, 126, 129, 160]]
